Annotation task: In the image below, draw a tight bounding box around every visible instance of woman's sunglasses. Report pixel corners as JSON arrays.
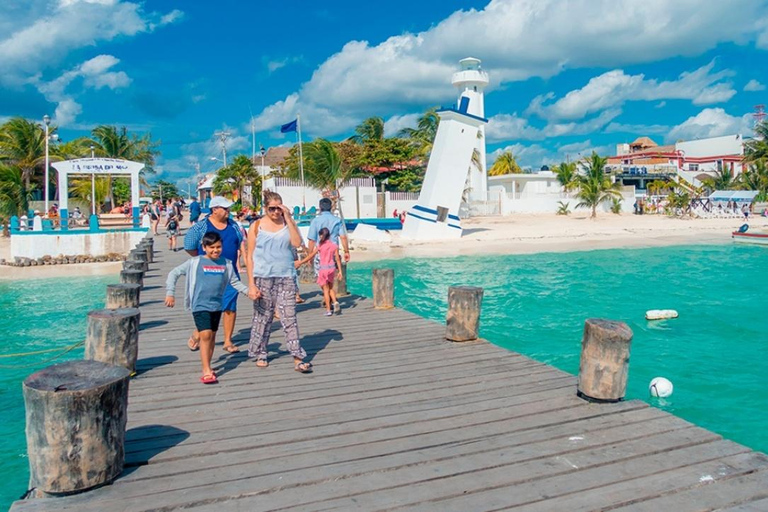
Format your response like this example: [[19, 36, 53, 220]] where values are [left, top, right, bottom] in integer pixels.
[[267, 206, 282, 213]]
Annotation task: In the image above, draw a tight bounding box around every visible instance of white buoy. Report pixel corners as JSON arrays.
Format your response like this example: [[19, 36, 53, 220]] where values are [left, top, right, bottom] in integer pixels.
[[649, 377, 674, 397], [645, 309, 678, 320]]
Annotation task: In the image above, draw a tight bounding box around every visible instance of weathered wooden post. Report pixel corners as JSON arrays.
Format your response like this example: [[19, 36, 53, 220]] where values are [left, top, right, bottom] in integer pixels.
[[297, 248, 316, 284], [120, 269, 144, 289], [139, 240, 154, 263], [123, 259, 148, 273], [372, 268, 394, 309], [577, 318, 633, 402], [445, 286, 484, 342], [106, 283, 141, 309], [23, 360, 130, 497], [333, 263, 350, 297], [129, 249, 148, 264], [85, 308, 141, 372]]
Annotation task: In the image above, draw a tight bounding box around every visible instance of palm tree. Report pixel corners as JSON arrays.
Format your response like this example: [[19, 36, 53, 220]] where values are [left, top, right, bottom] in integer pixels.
[[0, 164, 35, 218], [488, 151, 522, 176], [286, 139, 362, 219], [213, 154, 260, 205], [69, 176, 110, 214], [552, 161, 578, 193], [701, 168, 736, 191], [0, 117, 50, 189], [398, 107, 439, 158], [739, 160, 768, 201], [89, 125, 160, 208], [743, 120, 768, 164], [349, 117, 385, 143], [575, 153, 622, 218]]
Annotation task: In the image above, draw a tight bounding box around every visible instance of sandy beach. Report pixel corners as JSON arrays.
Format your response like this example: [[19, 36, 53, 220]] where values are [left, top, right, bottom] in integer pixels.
[[351, 213, 768, 261]]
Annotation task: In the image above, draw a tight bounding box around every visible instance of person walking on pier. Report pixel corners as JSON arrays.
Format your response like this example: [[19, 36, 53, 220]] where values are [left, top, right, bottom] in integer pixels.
[[184, 196, 246, 353], [307, 198, 350, 276], [298, 227, 342, 315], [165, 231, 255, 384], [245, 191, 312, 373]]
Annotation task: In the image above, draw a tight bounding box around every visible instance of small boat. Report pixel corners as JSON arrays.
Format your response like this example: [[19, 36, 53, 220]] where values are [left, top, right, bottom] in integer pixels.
[[732, 228, 768, 246]]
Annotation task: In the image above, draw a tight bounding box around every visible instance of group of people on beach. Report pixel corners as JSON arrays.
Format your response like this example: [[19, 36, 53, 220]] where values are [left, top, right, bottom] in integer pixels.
[[165, 193, 349, 384]]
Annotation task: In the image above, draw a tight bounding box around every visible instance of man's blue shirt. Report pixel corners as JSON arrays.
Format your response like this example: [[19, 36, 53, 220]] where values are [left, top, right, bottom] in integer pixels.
[[307, 211, 342, 245]]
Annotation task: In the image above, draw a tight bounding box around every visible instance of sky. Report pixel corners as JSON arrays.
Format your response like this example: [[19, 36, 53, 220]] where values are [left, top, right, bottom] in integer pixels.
[[2, 0, 768, 192]]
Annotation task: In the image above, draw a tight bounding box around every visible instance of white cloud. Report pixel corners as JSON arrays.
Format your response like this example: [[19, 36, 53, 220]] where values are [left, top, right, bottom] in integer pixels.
[[486, 108, 622, 142], [0, 0, 183, 87], [666, 108, 753, 142], [33, 54, 131, 126], [604, 121, 670, 135], [266, 56, 303, 74], [252, 0, 768, 136], [527, 62, 735, 121], [744, 79, 766, 91], [490, 139, 615, 168], [383, 114, 420, 137]]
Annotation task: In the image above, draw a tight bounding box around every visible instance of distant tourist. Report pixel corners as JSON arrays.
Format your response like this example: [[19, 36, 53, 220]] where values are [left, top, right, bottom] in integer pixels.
[[184, 196, 245, 353], [742, 203, 750, 221], [189, 197, 201, 225], [244, 191, 312, 373], [151, 199, 161, 235], [165, 231, 254, 384], [298, 227, 343, 316], [166, 212, 180, 251]]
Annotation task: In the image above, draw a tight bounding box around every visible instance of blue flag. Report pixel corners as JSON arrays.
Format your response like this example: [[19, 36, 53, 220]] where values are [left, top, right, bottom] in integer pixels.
[[280, 119, 298, 133]]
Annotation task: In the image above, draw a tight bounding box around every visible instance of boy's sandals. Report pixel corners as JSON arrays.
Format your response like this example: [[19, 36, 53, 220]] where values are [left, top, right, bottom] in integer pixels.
[[294, 361, 313, 373], [223, 344, 240, 353], [187, 336, 200, 351], [200, 373, 218, 384], [256, 358, 269, 368]]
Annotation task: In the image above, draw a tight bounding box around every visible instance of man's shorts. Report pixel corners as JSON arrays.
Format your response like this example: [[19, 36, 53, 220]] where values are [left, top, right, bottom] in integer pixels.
[[221, 284, 238, 312], [192, 310, 222, 332]]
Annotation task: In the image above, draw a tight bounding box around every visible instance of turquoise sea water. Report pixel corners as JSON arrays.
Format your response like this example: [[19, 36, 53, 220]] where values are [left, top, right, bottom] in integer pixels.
[[0, 275, 117, 511], [347, 244, 768, 456]]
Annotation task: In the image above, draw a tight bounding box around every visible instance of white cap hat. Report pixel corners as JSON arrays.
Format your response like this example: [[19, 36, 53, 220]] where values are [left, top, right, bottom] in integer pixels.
[[209, 196, 234, 209]]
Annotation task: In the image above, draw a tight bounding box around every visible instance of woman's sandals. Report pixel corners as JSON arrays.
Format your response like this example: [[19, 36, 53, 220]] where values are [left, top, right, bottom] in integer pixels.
[[294, 361, 313, 373]]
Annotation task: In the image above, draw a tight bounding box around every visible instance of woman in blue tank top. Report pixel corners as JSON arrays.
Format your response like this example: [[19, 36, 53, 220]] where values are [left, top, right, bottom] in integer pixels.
[[244, 191, 312, 373]]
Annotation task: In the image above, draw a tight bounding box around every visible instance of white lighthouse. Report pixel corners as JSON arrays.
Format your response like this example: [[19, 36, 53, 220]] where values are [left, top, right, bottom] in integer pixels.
[[451, 57, 489, 202]]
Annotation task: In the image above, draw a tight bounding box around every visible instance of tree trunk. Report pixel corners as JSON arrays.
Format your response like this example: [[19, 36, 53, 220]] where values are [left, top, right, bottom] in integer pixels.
[[592, 205, 597, 218]]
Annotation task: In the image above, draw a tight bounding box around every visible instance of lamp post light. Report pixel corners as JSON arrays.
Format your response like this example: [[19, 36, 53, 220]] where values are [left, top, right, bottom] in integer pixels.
[[43, 115, 51, 214]]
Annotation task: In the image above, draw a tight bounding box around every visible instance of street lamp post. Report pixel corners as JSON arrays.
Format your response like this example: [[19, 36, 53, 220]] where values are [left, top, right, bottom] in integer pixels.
[[43, 115, 50, 214], [90, 144, 96, 215], [259, 145, 266, 214]]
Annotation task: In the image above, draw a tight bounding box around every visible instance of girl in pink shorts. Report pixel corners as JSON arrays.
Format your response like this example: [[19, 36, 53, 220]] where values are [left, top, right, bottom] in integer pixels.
[[299, 227, 342, 316]]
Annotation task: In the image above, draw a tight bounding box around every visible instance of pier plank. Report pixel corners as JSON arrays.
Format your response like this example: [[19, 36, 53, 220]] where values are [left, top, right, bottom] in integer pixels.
[[10, 241, 768, 512]]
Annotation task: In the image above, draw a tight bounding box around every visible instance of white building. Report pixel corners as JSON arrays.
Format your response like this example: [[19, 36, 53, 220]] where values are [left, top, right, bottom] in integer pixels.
[[452, 57, 489, 202]]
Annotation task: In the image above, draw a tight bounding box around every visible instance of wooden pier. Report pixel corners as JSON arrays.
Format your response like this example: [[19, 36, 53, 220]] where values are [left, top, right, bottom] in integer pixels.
[[11, 244, 768, 511]]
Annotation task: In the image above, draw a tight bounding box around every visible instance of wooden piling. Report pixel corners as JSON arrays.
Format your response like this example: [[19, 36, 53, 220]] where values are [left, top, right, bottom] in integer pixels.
[[120, 269, 144, 289], [445, 286, 484, 342], [333, 263, 350, 297], [138, 241, 153, 263], [85, 308, 141, 372], [23, 360, 130, 497], [577, 318, 633, 402], [372, 268, 394, 309], [106, 283, 141, 309], [129, 249, 148, 263], [123, 259, 148, 273]]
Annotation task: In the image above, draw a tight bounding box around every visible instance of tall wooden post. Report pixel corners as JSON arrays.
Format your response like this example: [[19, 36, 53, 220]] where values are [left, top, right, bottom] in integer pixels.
[[23, 360, 130, 496], [85, 308, 141, 372], [123, 259, 148, 273], [120, 269, 144, 289], [333, 263, 350, 297], [129, 249, 148, 264], [372, 268, 394, 309], [577, 318, 633, 403], [106, 283, 140, 309], [445, 286, 484, 342]]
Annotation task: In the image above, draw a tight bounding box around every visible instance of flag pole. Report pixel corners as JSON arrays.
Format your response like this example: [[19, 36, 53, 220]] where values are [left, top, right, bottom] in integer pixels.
[[297, 113, 306, 210]]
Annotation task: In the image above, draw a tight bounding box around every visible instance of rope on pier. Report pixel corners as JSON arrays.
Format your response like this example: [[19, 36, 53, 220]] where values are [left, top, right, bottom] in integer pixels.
[[0, 340, 85, 369]]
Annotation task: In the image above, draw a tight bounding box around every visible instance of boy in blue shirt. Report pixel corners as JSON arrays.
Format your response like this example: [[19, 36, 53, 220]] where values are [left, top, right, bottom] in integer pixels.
[[165, 231, 256, 384]]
